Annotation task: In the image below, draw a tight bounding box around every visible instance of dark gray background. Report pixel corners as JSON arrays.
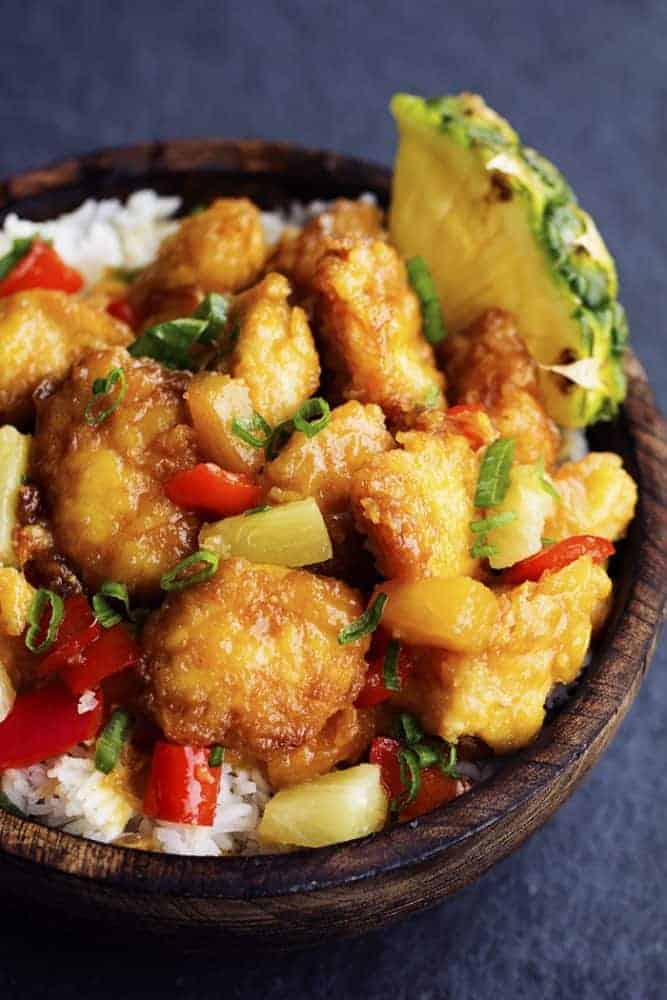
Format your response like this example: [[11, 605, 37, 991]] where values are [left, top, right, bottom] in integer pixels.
[[0, 1, 665, 997]]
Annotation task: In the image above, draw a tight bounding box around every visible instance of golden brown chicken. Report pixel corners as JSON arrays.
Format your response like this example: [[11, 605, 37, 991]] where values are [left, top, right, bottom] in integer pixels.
[[396, 556, 611, 752], [143, 557, 369, 757], [442, 309, 560, 465], [545, 452, 638, 542], [32, 347, 200, 599], [313, 240, 445, 426], [128, 198, 266, 325], [0, 290, 131, 426], [351, 430, 478, 580]]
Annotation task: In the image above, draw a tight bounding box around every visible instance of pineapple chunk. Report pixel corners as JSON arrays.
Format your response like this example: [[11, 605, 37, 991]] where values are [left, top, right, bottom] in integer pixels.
[[545, 452, 637, 542], [390, 92, 628, 427], [0, 427, 31, 567], [485, 462, 556, 569], [377, 577, 498, 652], [258, 763, 388, 848]]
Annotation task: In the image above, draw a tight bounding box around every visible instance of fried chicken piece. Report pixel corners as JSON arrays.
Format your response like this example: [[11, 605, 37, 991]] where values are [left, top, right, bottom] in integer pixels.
[[128, 198, 266, 325], [545, 452, 638, 542], [265, 706, 376, 789], [351, 430, 478, 581], [270, 198, 383, 298], [397, 556, 612, 753], [143, 557, 369, 757], [265, 401, 393, 516], [227, 272, 320, 425], [313, 240, 446, 426], [0, 568, 35, 637], [0, 290, 131, 426], [32, 348, 200, 600], [442, 308, 560, 465]]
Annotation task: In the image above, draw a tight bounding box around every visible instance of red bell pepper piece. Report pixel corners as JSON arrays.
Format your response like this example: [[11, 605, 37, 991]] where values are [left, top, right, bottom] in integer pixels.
[[503, 535, 615, 586], [106, 296, 137, 327], [59, 624, 142, 695], [355, 630, 416, 708], [38, 595, 102, 677], [369, 736, 465, 822], [0, 240, 84, 297], [0, 681, 103, 768], [143, 741, 222, 826], [444, 403, 494, 451], [164, 463, 264, 518]]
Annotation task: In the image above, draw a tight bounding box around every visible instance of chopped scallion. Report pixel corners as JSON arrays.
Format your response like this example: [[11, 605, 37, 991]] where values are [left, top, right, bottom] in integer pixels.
[[394, 748, 421, 811], [293, 398, 331, 438], [337, 592, 388, 645], [474, 438, 515, 508], [92, 581, 146, 629], [396, 712, 423, 746], [128, 293, 230, 370], [0, 237, 34, 281], [439, 743, 460, 779], [265, 419, 294, 462], [243, 505, 272, 516], [382, 639, 401, 692], [84, 367, 127, 427], [406, 256, 447, 344], [231, 413, 273, 449], [25, 588, 64, 654], [208, 745, 225, 768], [536, 457, 561, 502], [470, 511, 518, 533], [160, 549, 219, 592], [95, 708, 132, 774], [470, 539, 497, 559]]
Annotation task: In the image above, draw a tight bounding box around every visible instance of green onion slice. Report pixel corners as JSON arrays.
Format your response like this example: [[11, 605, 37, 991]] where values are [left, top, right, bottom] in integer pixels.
[[191, 293, 230, 342], [337, 592, 388, 645], [231, 412, 273, 449], [382, 639, 401, 692], [112, 266, 142, 285], [243, 505, 272, 517], [541, 537, 557, 548], [0, 237, 34, 281], [92, 581, 147, 629], [470, 539, 497, 559], [470, 511, 518, 534], [0, 791, 26, 818], [208, 745, 225, 768], [160, 549, 219, 592], [84, 367, 127, 427], [412, 743, 441, 769], [128, 294, 231, 369], [293, 398, 331, 438], [265, 419, 295, 462], [474, 438, 516, 508], [25, 588, 64, 654], [406, 255, 447, 344], [95, 708, 133, 775], [395, 712, 424, 746], [394, 748, 421, 811], [536, 457, 561, 502], [439, 743, 460, 779]]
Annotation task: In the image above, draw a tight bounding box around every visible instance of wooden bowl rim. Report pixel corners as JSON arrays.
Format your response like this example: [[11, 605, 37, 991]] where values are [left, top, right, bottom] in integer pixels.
[[0, 138, 665, 901]]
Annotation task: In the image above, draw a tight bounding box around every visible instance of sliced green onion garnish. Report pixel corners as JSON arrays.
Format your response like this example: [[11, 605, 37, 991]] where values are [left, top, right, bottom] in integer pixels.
[[208, 745, 225, 768], [536, 457, 561, 502], [412, 743, 441, 769], [265, 419, 295, 461], [95, 708, 132, 775], [470, 511, 518, 534], [112, 266, 142, 284], [406, 255, 447, 344], [439, 743, 460, 779], [474, 438, 516, 508], [470, 539, 497, 559], [129, 294, 230, 369], [231, 413, 273, 449], [0, 791, 26, 818], [382, 639, 401, 692], [396, 712, 423, 746], [191, 293, 230, 342], [92, 581, 146, 629], [541, 537, 557, 547], [421, 384, 441, 410], [394, 748, 421, 811], [337, 592, 388, 645], [25, 588, 64, 654], [293, 398, 331, 438], [243, 505, 272, 516], [0, 237, 34, 281], [160, 549, 219, 592], [84, 367, 127, 426]]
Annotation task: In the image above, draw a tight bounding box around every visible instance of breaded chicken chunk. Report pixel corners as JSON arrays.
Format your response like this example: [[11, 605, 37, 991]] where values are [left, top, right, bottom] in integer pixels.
[[128, 198, 266, 325], [0, 290, 131, 426], [227, 272, 320, 425], [442, 309, 560, 466], [270, 198, 383, 298], [313, 240, 446, 426], [545, 452, 638, 543], [32, 348, 200, 599], [143, 557, 369, 757], [397, 556, 612, 752], [265, 400, 393, 516], [351, 430, 478, 580]]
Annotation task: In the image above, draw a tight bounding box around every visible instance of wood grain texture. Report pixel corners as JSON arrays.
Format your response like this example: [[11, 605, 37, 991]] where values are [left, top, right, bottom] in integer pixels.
[[0, 140, 665, 947]]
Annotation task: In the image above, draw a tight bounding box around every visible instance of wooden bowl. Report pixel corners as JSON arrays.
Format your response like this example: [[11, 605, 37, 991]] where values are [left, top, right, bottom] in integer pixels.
[[1, 140, 665, 948]]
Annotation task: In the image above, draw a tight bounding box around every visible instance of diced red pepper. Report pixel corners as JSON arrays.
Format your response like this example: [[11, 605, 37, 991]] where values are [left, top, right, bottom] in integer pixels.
[[0, 681, 103, 768], [106, 296, 137, 327], [164, 463, 264, 518], [38, 595, 102, 677], [0, 240, 84, 297], [503, 534, 615, 585], [143, 741, 222, 826], [355, 630, 416, 708], [369, 736, 465, 822], [444, 403, 495, 451], [59, 624, 142, 695]]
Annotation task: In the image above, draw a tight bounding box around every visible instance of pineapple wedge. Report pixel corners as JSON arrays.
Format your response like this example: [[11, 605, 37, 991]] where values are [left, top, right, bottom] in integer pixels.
[[390, 93, 628, 427]]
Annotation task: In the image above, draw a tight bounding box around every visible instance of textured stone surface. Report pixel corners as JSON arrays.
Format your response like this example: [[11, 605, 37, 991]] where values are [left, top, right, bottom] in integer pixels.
[[0, 1, 664, 996]]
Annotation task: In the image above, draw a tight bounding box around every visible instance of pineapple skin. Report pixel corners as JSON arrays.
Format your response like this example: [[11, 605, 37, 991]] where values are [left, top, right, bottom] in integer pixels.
[[389, 93, 628, 428]]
